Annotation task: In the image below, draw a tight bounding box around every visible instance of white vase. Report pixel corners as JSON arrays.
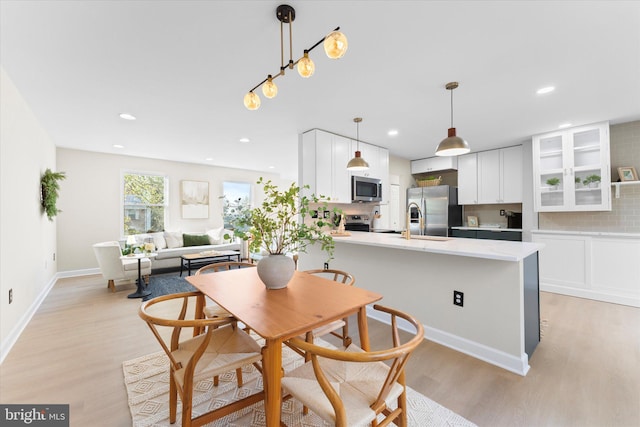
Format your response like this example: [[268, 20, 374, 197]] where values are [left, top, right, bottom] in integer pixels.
[[257, 254, 295, 289]]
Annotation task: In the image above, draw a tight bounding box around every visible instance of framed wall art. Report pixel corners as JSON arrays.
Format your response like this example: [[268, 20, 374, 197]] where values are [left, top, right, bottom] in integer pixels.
[[181, 180, 209, 219], [618, 167, 638, 182], [467, 216, 478, 227]]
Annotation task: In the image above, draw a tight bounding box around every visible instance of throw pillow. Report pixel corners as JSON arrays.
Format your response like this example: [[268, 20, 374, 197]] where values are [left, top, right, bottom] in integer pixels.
[[150, 232, 167, 250], [183, 234, 210, 247], [206, 227, 224, 245], [164, 231, 183, 249]]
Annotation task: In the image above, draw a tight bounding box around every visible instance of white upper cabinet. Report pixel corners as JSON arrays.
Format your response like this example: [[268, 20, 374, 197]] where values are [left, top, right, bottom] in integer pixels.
[[458, 145, 523, 205], [300, 129, 389, 203], [300, 130, 351, 202], [410, 156, 458, 174], [478, 146, 523, 204], [457, 153, 478, 204], [532, 122, 611, 212]]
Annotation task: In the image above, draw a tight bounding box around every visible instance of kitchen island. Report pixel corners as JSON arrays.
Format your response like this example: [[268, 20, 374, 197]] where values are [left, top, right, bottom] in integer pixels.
[[298, 231, 544, 376]]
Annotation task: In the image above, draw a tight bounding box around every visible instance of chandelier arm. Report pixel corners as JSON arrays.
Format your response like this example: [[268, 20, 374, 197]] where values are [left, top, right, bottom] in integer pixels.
[[306, 26, 340, 53], [280, 20, 285, 69], [288, 11, 294, 69]]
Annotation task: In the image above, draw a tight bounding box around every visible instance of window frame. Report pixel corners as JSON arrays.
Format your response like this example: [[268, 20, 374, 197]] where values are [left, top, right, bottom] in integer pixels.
[[120, 170, 169, 238]]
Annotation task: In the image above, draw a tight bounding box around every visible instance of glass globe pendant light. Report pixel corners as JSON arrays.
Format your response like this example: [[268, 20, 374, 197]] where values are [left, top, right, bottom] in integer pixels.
[[297, 51, 315, 78], [262, 75, 278, 98], [243, 91, 261, 110], [435, 82, 470, 156], [347, 117, 369, 171], [324, 30, 348, 59]]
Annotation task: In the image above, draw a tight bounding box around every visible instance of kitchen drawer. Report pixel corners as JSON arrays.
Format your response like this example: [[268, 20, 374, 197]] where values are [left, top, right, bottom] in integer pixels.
[[477, 230, 522, 241], [451, 229, 477, 239]]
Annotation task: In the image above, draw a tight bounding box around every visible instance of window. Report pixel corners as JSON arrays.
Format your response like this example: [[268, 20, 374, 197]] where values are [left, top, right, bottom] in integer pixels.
[[222, 181, 251, 229], [123, 172, 167, 235]]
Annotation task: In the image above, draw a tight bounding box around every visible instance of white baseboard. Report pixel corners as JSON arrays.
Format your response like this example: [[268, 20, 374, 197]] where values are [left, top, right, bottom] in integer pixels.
[[57, 268, 100, 278], [1, 273, 59, 365], [541, 283, 640, 308], [366, 306, 530, 377]]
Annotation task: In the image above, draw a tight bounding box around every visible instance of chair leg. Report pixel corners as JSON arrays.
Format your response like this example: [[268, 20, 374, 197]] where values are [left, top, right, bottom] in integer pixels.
[[342, 320, 352, 347], [236, 368, 244, 387], [302, 331, 314, 415], [108, 279, 115, 293], [169, 368, 178, 424]]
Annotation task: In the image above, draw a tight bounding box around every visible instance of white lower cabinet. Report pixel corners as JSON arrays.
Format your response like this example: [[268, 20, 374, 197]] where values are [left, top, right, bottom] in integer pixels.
[[532, 231, 640, 307]]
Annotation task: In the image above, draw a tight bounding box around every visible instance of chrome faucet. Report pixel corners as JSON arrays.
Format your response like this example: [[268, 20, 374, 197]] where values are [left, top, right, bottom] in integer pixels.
[[405, 202, 423, 240]]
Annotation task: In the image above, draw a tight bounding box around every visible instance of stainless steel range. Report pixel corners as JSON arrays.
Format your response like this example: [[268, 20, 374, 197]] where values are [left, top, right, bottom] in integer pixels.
[[344, 214, 370, 232]]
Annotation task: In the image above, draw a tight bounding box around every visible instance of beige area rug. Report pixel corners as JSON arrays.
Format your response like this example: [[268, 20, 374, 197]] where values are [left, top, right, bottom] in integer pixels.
[[123, 337, 477, 427]]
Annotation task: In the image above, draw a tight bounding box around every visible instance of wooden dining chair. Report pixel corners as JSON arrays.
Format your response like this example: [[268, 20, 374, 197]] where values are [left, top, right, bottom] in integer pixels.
[[303, 269, 356, 348], [139, 291, 264, 427], [195, 262, 255, 320], [282, 304, 424, 427]]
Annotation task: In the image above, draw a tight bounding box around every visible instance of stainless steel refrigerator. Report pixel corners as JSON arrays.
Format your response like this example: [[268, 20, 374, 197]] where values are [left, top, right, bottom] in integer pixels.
[[407, 186, 462, 237]]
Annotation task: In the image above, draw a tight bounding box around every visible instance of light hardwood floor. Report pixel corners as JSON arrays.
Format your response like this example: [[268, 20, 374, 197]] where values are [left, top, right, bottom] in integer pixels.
[[1, 274, 639, 426]]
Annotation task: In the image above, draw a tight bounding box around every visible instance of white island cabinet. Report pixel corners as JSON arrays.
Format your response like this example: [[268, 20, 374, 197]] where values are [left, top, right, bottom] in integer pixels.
[[299, 232, 543, 376]]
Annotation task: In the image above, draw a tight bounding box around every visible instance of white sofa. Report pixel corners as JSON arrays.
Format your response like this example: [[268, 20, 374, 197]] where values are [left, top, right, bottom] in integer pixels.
[[129, 228, 243, 271]]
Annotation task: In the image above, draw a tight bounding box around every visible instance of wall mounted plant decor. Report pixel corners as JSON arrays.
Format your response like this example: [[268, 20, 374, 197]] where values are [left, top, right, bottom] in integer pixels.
[[40, 168, 66, 221]]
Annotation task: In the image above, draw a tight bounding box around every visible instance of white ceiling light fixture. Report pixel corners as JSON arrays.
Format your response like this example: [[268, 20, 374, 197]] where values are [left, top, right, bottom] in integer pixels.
[[113, 144, 124, 148], [388, 129, 399, 136], [119, 113, 136, 120], [239, 137, 250, 143], [435, 82, 470, 157], [558, 122, 572, 129], [347, 117, 369, 171], [243, 4, 348, 110], [536, 86, 555, 95]]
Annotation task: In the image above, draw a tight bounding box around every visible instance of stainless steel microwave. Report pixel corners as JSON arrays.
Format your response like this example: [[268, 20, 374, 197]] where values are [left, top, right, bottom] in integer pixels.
[[351, 176, 382, 202]]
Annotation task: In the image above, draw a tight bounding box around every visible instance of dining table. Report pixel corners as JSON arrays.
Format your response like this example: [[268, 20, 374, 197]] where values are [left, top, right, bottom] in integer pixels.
[[186, 267, 383, 427]]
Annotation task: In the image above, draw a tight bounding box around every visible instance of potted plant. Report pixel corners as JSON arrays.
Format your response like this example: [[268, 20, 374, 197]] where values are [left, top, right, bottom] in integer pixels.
[[575, 176, 582, 188], [546, 177, 560, 190], [231, 177, 337, 289], [40, 168, 66, 221], [583, 174, 601, 188]]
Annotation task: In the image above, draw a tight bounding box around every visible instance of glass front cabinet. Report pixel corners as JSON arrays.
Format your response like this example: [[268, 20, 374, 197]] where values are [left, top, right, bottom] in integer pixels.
[[532, 122, 611, 212]]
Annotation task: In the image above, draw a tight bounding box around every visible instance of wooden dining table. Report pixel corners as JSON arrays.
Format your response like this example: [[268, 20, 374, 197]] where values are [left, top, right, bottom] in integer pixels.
[[186, 268, 383, 427]]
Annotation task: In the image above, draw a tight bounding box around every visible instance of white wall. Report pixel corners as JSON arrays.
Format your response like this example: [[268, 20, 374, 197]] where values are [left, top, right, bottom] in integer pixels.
[[1, 68, 58, 356], [56, 148, 283, 272]]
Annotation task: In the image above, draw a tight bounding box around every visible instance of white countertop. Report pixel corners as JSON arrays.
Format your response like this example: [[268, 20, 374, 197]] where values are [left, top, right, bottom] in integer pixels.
[[331, 231, 543, 262], [531, 229, 640, 238]]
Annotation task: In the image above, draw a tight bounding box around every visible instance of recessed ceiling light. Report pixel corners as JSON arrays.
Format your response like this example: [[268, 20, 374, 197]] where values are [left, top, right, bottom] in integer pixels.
[[113, 144, 124, 148], [205, 157, 213, 161], [558, 122, 572, 129], [119, 113, 136, 120], [268, 166, 275, 169], [387, 129, 398, 136], [239, 138, 250, 143], [536, 86, 555, 95]]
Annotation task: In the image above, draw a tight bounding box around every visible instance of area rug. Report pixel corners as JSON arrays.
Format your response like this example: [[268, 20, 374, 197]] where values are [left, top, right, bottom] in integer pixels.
[[144, 274, 196, 300], [123, 336, 477, 427]]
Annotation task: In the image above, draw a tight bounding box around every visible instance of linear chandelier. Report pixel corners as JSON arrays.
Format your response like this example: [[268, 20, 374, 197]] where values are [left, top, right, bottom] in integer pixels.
[[243, 4, 348, 110]]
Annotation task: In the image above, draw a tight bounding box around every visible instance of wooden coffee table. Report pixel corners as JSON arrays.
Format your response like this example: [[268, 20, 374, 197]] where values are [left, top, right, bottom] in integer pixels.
[[180, 250, 241, 276]]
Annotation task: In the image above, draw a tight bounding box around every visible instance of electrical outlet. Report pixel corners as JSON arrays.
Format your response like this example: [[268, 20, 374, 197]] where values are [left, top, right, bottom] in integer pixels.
[[324, 262, 329, 270], [9, 288, 13, 304], [53, 252, 56, 261], [453, 290, 464, 307], [500, 209, 506, 216]]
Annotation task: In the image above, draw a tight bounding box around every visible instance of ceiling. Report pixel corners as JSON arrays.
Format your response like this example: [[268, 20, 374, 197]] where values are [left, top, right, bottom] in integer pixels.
[[2, 1, 639, 181]]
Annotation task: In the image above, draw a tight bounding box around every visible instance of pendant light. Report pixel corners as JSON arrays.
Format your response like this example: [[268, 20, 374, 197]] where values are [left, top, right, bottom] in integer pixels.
[[347, 117, 369, 171], [435, 82, 470, 156]]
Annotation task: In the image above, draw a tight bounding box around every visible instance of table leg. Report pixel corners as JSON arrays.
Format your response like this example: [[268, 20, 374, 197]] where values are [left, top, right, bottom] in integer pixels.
[[357, 306, 371, 351], [128, 257, 151, 299], [262, 338, 283, 427]]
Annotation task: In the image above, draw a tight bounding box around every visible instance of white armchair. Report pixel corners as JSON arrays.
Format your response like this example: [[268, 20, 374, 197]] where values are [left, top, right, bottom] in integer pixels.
[[92, 241, 151, 292]]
